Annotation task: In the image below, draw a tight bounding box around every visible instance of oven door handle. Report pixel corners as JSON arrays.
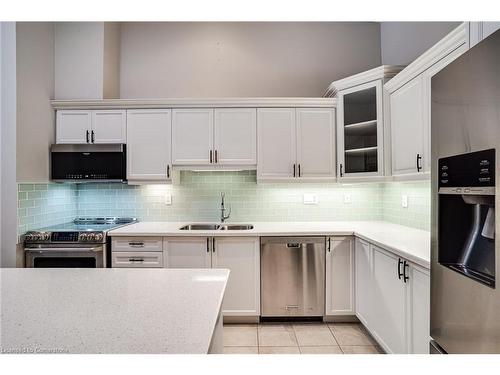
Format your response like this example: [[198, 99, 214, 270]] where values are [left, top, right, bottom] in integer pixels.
[[25, 247, 103, 253]]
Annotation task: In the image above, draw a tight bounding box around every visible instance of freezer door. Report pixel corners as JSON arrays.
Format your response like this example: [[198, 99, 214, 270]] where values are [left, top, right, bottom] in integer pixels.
[[261, 237, 325, 317]]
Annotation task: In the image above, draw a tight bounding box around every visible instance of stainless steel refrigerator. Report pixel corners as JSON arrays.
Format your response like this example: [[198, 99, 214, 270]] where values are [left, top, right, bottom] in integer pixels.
[[431, 30, 500, 353]]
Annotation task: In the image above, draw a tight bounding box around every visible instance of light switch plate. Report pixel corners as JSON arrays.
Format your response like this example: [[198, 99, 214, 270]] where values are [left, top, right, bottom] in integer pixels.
[[401, 195, 408, 208], [344, 193, 351, 204], [303, 194, 318, 205], [165, 194, 172, 205]]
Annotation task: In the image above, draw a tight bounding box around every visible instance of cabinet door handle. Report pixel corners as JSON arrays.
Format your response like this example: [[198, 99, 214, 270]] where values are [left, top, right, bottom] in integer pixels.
[[403, 260, 409, 283], [215, 150, 218, 163], [293, 164, 296, 177], [209, 150, 213, 163], [416, 154, 422, 172], [340, 163, 343, 177], [398, 258, 404, 280], [298, 164, 301, 177], [206, 238, 210, 253], [91, 130, 95, 143], [86, 130, 90, 143], [166, 165, 170, 178], [212, 238, 215, 253], [327, 237, 331, 252]]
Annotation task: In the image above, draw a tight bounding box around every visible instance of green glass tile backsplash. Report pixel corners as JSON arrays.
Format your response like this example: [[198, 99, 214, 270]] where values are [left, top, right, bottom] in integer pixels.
[[17, 171, 430, 235]]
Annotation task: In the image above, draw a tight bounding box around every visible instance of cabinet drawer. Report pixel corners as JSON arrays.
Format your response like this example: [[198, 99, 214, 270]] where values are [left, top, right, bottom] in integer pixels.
[[112, 251, 163, 268], [112, 237, 163, 252]]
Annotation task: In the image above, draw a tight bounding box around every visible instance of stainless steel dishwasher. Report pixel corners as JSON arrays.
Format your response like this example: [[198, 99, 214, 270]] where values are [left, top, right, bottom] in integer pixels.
[[261, 237, 325, 317]]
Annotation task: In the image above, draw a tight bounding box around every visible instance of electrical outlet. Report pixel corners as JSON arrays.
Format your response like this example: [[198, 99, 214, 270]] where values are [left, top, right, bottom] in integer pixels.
[[165, 194, 172, 205], [401, 195, 408, 208], [344, 193, 351, 204], [303, 194, 318, 205]]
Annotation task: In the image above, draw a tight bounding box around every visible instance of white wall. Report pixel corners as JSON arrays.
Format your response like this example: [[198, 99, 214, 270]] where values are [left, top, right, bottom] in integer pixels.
[[55, 22, 105, 99], [120, 22, 382, 98], [1, 22, 17, 267], [381, 22, 461, 65], [16, 22, 55, 182]]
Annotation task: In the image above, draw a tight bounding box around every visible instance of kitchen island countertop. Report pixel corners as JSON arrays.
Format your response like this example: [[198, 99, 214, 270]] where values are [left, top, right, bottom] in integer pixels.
[[0, 268, 228, 354]]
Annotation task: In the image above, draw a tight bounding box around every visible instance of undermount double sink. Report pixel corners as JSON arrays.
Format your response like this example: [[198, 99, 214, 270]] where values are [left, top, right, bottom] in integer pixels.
[[179, 224, 254, 231]]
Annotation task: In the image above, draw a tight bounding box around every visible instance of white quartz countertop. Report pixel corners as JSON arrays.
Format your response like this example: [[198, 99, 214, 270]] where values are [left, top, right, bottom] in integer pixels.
[[0, 268, 229, 354], [109, 221, 431, 269]]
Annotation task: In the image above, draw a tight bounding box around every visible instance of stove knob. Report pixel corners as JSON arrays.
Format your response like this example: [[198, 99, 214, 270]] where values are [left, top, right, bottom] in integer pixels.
[[43, 233, 50, 241], [87, 233, 96, 242], [25, 234, 33, 242], [36, 233, 44, 241], [79, 233, 88, 242], [94, 233, 103, 242]]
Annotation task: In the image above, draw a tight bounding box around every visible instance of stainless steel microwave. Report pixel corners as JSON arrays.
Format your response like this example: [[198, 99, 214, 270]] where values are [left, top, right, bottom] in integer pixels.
[[50, 144, 126, 182]]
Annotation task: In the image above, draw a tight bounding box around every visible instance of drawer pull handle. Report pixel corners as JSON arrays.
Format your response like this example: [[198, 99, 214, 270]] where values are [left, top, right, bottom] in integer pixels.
[[129, 258, 144, 262], [285, 305, 300, 310], [129, 242, 144, 247]]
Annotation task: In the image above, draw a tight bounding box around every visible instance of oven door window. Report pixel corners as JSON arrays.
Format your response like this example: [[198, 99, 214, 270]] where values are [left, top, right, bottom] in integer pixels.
[[33, 257, 97, 268]]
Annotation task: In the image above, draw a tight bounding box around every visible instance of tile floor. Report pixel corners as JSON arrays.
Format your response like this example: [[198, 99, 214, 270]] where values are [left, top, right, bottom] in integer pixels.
[[223, 322, 383, 354]]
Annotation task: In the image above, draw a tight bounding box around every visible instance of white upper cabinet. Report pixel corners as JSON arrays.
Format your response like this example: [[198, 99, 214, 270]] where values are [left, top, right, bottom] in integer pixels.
[[56, 110, 126, 144], [56, 110, 92, 144], [257, 107, 335, 182], [390, 76, 425, 176], [325, 66, 404, 182], [214, 109, 257, 165], [212, 237, 260, 317], [126, 109, 172, 182], [91, 110, 127, 144], [296, 109, 336, 179], [172, 109, 214, 165], [385, 23, 469, 180], [172, 108, 257, 167], [257, 108, 296, 180], [325, 237, 354, 316], [337, 81, 384, 179], [470, 22, 500, 47]]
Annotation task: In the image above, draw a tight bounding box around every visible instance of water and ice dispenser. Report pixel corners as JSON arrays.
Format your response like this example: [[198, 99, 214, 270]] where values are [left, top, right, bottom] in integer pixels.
[[438, 149, 496, 287]]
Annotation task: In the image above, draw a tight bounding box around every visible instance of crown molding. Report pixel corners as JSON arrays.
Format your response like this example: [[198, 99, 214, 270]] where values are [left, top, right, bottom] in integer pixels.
[[51, 97, 337, 110], [323, 65, 405, 97], [384, 22, 470, 93]]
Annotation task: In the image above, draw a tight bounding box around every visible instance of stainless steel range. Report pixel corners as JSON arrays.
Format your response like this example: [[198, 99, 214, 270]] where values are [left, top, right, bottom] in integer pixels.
[[24, 217, 137, 268]]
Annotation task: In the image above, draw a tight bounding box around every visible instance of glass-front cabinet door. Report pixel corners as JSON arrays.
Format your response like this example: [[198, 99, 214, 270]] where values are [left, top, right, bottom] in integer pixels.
[[337, 80, 383, 178]]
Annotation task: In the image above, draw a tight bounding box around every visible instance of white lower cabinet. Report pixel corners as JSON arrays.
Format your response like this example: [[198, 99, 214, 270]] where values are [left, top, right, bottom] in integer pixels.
[[355, 239, 430, 354], [407, 263, 431, 354], [163, 237, 212, 268], [325, 236, 354, 316], [371, 246, 408, 354], [112, 251, 163, 268], [354, 238, 372, 327], [212, 237, 260, 317], [111, 237, 164, 268], [164, 236, 260, 317]]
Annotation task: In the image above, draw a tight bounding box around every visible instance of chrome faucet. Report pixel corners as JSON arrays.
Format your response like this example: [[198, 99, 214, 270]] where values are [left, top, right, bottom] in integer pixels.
[[220, 192, 231, 223]]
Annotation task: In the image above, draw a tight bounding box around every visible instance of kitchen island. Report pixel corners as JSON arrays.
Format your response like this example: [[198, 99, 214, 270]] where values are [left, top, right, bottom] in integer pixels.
[[0, 268, 229, 354]]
